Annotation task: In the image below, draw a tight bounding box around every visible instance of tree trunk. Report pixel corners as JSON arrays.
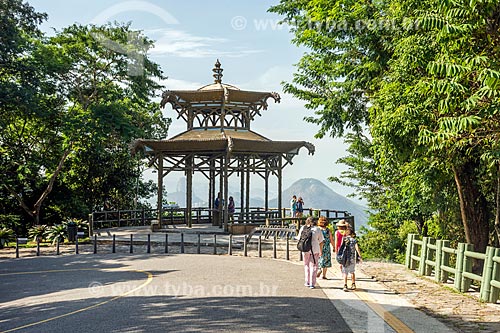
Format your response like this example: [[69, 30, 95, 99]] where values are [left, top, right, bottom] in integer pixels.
[[452, 162, 489, 254], [4, 147, 71, 225], [414, 215, 427, 236]]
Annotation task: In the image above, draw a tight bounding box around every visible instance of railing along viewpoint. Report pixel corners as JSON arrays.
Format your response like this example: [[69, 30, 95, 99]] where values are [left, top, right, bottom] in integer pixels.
[[405, 233, 500, 304]]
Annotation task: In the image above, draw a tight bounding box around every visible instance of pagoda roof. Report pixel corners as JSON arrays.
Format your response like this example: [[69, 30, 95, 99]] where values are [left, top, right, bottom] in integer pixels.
[[161, 60, 280, 109], [131, 129, 314, 156], [160, 85, 280, 108]]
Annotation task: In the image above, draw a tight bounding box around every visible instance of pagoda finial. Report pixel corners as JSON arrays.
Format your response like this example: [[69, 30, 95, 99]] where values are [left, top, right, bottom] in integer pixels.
[[213, 59, 223, 83]]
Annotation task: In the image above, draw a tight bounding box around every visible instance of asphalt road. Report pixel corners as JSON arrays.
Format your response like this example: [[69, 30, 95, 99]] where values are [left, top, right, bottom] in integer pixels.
[[0, 254, 351, 333]]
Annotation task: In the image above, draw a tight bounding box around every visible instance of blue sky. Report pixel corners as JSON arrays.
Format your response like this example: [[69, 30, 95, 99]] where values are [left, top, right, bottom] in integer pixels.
[[29, 0, 356, 201]]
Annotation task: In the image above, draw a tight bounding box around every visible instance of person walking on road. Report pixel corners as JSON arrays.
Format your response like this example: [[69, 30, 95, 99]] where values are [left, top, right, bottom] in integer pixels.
[[340, 227, 362, 291], [317, 216, 334, 280], [298, 217, 324, 289], [334, 219, 349, 271]]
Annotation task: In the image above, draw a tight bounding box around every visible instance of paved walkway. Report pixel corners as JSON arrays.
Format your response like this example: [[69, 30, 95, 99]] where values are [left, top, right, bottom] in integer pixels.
[[94, 224, 239, 246], [1, 225, 499, 332], [0, 254, 349, 332], [359, 262, 500, 333]]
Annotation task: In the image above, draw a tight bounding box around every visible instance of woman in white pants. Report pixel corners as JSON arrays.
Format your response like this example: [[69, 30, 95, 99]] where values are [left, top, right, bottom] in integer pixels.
[[298, 217, 324, 289]]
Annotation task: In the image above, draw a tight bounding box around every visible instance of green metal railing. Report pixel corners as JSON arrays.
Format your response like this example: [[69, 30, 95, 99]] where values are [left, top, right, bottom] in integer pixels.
[[405, 233, 500, 303]]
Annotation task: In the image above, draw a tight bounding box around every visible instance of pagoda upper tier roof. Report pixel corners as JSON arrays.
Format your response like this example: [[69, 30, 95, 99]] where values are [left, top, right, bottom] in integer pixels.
[[160, 83, 280, 109]]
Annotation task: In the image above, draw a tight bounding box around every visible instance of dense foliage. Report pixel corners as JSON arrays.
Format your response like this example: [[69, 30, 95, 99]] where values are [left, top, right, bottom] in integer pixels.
[[271, 0, 500, 260], [0, 0, 170, 234]]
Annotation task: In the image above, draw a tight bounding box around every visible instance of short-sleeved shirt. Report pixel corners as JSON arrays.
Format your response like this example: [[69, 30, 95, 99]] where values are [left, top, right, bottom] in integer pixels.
[[298, 225, 324, 254]]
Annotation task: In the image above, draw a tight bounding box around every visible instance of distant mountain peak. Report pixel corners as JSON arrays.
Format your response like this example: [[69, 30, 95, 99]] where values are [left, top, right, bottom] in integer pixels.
[[277, 178, 369, 228]]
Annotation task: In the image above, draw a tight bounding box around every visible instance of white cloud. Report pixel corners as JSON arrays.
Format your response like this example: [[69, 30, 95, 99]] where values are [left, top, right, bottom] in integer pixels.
[[157, 77, 203, 90], [147, 28, 262, 58]]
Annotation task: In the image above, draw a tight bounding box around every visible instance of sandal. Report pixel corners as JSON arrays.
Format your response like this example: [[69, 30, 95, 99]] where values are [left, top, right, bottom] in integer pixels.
[[322, 276, 328, 280], [351, 283, 356, 290]]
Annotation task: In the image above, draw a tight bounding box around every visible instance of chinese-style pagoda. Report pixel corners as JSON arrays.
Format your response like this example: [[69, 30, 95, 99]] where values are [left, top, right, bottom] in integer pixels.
[[131, 60, 314, 231]]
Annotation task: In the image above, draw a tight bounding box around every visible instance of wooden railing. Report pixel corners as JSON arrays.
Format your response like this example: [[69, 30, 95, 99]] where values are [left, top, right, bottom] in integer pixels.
[[405, 233, 500, 303], [90, 206, 355, 232], [11, 231, 302, 261], [265, 215, 355, 231], [90, 207, 213, 231]]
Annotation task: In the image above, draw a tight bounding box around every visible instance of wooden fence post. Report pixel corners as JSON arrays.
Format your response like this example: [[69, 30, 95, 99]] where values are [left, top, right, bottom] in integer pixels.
[[418, 237, 429, 275], [424, 238, 435, 276], [405, 233, 414, 269], [409, 235, 419, 270], [147, 234, 151, 254], [165, 234, 169, 254], [440, 240, 450, 282], [197, 233, 201, 254], [258, 235, 262, 258], [88, 213, 93, 237], [489, 248, 500, 303], [129, 234, 133, 254], [75, 234, 79, 254], [244, 235, 248, 257], [213, 234, 217, 255], [435, 240, 443, 282], [461, 243, 474, 292], [273, 235, 277, 259], [480, 246, 495, 302], [180, 233, 185, 254], [454, 243, 465, 291], [286, 237, 290, 261]]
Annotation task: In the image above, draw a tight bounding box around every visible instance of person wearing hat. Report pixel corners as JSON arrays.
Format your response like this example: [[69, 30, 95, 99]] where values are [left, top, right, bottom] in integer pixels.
[[334, 219, 350, 271], [341, 226, 363, 291], [316, 216, 334, 279]]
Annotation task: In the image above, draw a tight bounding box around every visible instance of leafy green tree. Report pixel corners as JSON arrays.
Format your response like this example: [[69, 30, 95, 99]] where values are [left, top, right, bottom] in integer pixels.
[[42, 23, 170, 213], [413, 0, 500, 252], [271, 0, 500, 256], [0, 0, 69, 225], [270, 0, 395, 138], [1, 3, 170, 228]]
